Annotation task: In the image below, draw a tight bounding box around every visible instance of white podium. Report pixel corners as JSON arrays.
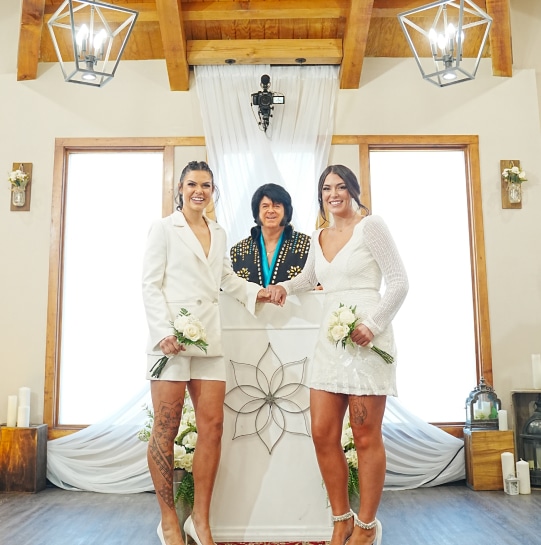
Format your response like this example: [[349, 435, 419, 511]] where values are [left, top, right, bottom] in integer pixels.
[[212, 291, 332, 542]]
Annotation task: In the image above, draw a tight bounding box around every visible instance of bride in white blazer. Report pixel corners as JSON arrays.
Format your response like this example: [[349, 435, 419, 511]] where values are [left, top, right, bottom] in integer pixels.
[[142, 161, 267, 545]]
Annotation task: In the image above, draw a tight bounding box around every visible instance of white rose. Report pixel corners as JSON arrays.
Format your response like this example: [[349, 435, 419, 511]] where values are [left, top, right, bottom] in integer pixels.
[[183, 323, 202, 342], [345, 449, 358, 469], [338, 308, 356, 325], [511, 166, 520, 174], [184, 410, 196, 426], [330, 324, 349, 342], [177, 423, 189, 436], [173, 444, 187, 468], [179, 451, 194, 472], [173, 315, 190, 332], [341, 427, 353, 448], [328, 311, 341, 326], [519, 171, 527, 180], [182, 431, 198, 449]]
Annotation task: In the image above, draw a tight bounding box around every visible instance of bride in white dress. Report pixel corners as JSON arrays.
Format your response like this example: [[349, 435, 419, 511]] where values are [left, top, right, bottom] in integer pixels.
[[267, 164, 409, 545]]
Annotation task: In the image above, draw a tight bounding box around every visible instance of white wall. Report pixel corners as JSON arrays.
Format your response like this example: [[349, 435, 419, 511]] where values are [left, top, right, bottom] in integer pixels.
[[1, 0, 540, 427]]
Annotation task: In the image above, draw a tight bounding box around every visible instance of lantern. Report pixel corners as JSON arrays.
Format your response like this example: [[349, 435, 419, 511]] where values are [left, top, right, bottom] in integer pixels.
[[465, 377, 501, 430], [519, 394, 541, 487]]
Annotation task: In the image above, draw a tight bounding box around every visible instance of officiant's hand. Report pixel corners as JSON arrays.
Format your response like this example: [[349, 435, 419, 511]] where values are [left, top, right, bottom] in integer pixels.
[[159, 335, 186, 356]]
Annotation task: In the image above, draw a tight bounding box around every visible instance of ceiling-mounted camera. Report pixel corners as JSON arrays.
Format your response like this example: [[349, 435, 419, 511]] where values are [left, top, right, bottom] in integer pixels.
[[251, 74, 285, 133]]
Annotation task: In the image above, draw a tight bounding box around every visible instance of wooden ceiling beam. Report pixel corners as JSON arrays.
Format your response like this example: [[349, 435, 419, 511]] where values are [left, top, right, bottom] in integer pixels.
[[17, 0, 45, 81], [485, 0, 512, 77], [182, 0, 348, 21], [340, 0, 374, 89], [42, 1, 348, 22], [188, 39, 342, 66], [155, 0, 190, 91], [187, 39, 342, 65]]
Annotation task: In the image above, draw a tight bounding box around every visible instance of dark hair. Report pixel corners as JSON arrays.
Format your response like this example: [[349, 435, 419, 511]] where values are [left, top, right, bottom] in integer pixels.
[[251, 183, 293, 226], [176, 160, 219, 210], [317, 164, 370, 221]]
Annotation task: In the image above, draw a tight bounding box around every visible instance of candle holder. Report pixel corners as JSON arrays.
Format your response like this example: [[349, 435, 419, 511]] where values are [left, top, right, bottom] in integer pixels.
[[504, 475, 519, 495], [465, 377, 501, 430]]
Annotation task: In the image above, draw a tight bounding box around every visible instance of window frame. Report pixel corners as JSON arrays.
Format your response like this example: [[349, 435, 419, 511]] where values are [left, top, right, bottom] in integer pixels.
[[44, 135, 490, 439]]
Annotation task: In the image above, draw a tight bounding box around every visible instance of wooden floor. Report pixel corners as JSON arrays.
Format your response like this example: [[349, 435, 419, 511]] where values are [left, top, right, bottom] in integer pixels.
[[1, 481, 540, 545]]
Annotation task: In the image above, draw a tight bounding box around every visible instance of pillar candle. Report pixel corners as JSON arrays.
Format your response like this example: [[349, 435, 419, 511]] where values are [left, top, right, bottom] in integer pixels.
[[532, 354, 541, 389], [516, 459, 531, 495], [18, 386, 31, 408], [498, 409, 508, 431], [501, 452, 515, 489], [17, 405, 30, 427], [6, 395, 18, 427]]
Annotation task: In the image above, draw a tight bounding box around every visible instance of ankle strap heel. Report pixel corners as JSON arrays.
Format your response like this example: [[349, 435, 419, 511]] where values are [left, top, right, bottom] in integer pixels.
[[353, 513, 378, 530], [332, 510, 354, 523]]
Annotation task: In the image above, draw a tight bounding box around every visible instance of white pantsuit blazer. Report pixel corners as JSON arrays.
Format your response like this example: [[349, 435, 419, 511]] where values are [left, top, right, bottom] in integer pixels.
[[142, 210, 260, 365]]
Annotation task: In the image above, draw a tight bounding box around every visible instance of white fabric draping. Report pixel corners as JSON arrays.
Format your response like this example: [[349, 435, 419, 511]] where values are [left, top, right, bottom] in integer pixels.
[[47, 386, 153, 493], [46, 386, 463, 493], [383, 397, 464, 488], [194, 65, 338, 246]]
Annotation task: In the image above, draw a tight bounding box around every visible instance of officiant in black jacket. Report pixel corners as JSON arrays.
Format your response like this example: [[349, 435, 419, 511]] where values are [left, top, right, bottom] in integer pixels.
[[230, 183, 310, 287]]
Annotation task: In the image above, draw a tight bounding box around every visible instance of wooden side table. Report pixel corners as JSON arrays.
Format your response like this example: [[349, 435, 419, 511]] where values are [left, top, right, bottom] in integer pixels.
[[464, 429, 514, 490], [0, 424, 47, 492]]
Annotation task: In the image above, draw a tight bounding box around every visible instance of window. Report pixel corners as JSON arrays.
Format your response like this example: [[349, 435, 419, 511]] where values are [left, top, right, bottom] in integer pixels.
[[45, 138, 206, 436], [370, 150, 476, 422]]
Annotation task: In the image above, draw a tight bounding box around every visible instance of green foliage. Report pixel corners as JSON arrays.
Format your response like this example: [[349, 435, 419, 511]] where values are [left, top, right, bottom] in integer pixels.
[[174, 471, 195, 508]]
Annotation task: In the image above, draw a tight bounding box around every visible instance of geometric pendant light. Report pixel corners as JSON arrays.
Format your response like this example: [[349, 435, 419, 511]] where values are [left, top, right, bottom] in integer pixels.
[[397, 0, 492, 87], [48, 0, 138, 88]]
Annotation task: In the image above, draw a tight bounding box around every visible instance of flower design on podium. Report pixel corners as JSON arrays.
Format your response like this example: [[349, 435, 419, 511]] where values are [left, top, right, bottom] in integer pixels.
[[224, 343, 310, 453]]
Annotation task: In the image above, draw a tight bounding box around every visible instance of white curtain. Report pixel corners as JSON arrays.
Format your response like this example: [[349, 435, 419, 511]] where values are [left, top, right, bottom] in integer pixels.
[[195, 65, 339, 246], [46, 389, 463, 492], [47, 386, 153, 493]]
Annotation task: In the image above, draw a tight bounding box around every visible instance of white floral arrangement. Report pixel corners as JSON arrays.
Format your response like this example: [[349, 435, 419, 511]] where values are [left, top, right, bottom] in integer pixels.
[[8, 169, 29, 190], [327, 303, 394, 364], [150, 308, 208, 378], [341, 415, 359, 498], [138, 392, 197, 506], [502, 164, 527, 184]]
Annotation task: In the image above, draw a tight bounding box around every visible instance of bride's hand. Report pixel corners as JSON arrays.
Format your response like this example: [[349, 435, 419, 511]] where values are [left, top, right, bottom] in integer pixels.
[[350, 324, 374, 347], [266, 285, 287, 306]]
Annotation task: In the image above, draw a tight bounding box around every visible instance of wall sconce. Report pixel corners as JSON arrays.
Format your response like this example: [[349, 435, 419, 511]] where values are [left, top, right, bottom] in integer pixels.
[[47, 0, 138, 88], [8, 163, 32, 212], [501, 160, 527, 209], [397, 0, 492, 87]]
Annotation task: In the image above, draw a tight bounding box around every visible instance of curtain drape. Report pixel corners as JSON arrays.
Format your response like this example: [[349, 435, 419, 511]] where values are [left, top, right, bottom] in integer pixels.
[[194, 65, 339, 246], [47, 387, 463, 493]]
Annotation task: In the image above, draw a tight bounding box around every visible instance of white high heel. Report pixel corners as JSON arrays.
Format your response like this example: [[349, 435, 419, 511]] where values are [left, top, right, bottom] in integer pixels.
[[331, 510, 354, 545], [157, 522, 166, 545], [183, 515, 204, 545], [353, 514, 382, 545]]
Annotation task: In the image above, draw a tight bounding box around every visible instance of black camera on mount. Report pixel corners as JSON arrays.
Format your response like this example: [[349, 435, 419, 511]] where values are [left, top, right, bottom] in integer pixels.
[[251, 74, 285, 132]]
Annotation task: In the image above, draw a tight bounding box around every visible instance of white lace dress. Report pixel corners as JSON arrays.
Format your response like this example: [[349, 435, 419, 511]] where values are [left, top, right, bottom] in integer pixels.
[[281, 215, 408, 396]]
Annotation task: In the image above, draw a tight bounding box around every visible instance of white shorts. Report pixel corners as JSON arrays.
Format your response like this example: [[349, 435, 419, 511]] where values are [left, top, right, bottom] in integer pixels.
[[146, 354, 226, 382]]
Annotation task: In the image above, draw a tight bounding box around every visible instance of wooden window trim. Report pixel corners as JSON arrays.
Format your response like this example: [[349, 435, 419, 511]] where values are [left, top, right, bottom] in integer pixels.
[[44, 137, 204, 439], [45, 135, 489, 440]]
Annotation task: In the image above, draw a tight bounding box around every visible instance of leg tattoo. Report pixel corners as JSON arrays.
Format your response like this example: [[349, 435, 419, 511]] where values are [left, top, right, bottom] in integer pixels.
[[350, 398, 368, 426]]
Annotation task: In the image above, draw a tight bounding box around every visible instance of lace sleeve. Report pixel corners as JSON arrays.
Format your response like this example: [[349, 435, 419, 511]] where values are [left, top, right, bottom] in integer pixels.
[[361, 216, 409, 336], [279, 231, 319, 294]]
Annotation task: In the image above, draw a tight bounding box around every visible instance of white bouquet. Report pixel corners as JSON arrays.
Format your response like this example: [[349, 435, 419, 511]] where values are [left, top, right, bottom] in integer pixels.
[[327, 303, 394, 364], [150, 308, 208, 378]]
